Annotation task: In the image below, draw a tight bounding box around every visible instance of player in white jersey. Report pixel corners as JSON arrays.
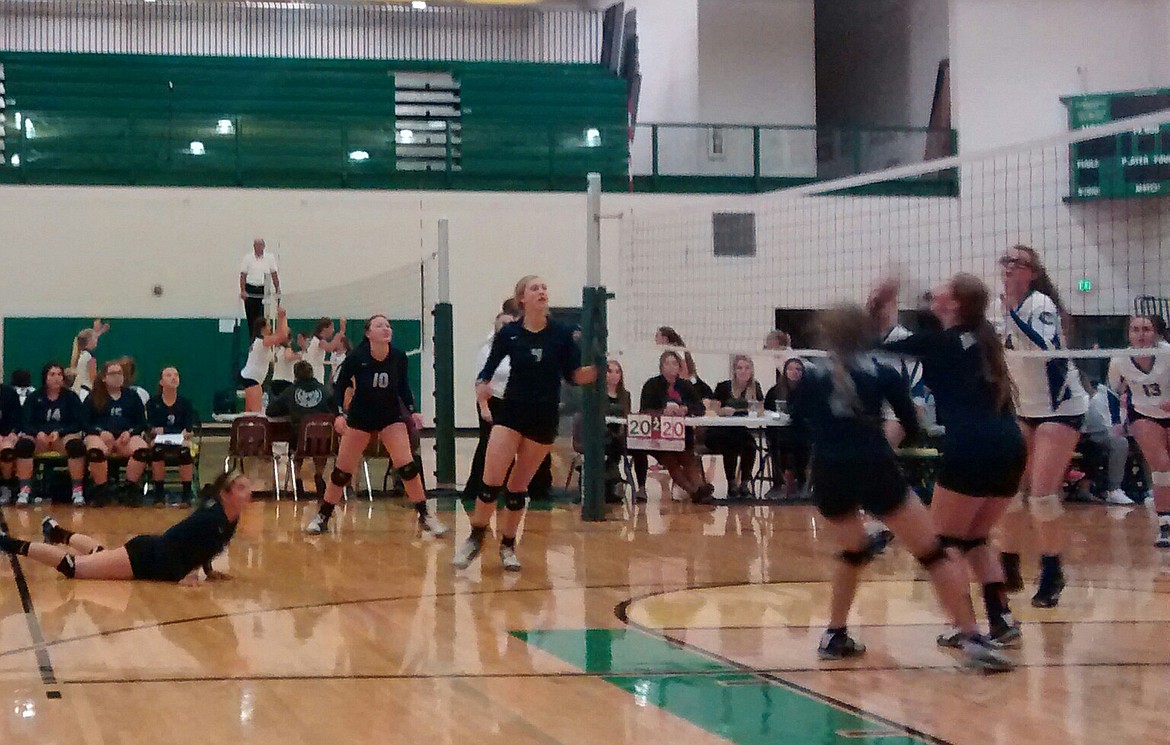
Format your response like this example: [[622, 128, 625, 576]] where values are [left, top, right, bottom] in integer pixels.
[[1108, 315, 1170, 547], [998, 245, 1088, 609]]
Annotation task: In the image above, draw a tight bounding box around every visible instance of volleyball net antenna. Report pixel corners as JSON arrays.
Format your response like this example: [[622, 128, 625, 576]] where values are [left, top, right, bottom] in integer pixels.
[[612, 109, 1170, 389]]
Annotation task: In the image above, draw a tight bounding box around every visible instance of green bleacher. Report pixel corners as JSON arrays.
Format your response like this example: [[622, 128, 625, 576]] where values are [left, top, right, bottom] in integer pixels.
[[0, 53, 628, 190]]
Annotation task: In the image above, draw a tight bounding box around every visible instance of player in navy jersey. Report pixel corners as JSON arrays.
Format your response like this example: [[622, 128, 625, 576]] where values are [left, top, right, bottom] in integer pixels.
[[0, 470, 249, 585], [453, 275, 597, 572], [304, 315, 448, 537], [1108, 315, 1170, 547], [146, 366, 197, 506], [788, 304, 1011, 671], [16, 363, 88, 506], [871, 274, 1027, 647], [0, 382, 22, 505], [998, 245, 1087, 608], [84, 359, 150, 505]]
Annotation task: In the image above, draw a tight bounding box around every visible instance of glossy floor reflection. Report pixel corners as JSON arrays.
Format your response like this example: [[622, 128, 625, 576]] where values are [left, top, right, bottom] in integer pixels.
[[0, 493, 1166, 744]]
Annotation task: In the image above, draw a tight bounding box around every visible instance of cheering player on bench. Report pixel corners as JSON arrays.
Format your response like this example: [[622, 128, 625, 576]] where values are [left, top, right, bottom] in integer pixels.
[[1108, 315, 1170, 548], [0, 471, 249, 585], [453, 276, 596, 572], [304, 315, 448, 538]]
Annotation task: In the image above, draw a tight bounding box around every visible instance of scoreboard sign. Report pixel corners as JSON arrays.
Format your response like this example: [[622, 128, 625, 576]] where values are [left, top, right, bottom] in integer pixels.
[[1062, 89, 1170, 200], [626, 414, 686, 452]]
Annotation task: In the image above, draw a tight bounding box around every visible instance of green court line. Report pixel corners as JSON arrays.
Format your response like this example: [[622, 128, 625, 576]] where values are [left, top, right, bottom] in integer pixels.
[[514, 629, 927, 745]]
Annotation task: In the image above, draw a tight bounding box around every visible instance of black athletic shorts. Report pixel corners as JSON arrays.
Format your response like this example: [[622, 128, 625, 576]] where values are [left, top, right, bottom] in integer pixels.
[[1127, 407, 1170, 428], [812, 456, 909, 520], [494, 399, 560, 446], [124, 534, 187, 582], [346, 406, 405, 434], [1019, 414, 1084, 430], [937, 448, 1027, 498], [237, 374, 262, 390]]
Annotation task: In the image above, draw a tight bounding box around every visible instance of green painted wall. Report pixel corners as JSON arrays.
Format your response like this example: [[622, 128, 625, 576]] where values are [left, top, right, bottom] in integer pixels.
[[2, 317, 421, 421]]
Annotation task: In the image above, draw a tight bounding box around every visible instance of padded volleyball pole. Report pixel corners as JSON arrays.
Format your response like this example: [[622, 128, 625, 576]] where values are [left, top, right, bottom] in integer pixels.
[[580, 173, 608, 522], [432, 219, 458, 489]]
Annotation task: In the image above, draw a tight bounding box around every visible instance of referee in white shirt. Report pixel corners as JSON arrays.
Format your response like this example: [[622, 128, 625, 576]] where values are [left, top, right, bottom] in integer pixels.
[[239, 239, 281, 333]]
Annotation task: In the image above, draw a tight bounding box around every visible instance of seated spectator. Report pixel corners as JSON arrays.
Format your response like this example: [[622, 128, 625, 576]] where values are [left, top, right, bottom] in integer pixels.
[[1079, 380, 1134, 504], [10, 370, 35, 406], [267, 360, 337, 496], [84, 360, 150, 505], [707, 355, 764, 498], [603, 359, 634, 503], [639, 351, 714, 502], [146, 366, 197, 506], [0, 379, 20, 505], [17, 363, 88, 506], [764, 357, 811, 496]]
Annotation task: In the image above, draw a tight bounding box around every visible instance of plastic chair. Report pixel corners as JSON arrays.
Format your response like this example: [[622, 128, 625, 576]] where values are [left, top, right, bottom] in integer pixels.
[[289, 413, 335, 501], [224, 415, 278, 498]]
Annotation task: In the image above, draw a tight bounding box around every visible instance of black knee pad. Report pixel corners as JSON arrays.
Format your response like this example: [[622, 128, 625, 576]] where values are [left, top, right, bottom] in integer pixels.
[[132, 448, 151, 464], [504, 490, 527, 512], [915, 541, 949, 569], [14, 438, 35, 458], [177, 448, 193, 466], [330, 468, 353, 487], [478, 484, 504, 505], [56, 555, 76, 579], [938, 535, 966, 551], [397, 460, 421, 481], [89, 546, 105, 555], [65, 439, 86, 458], [151, 444, 167, 462], [839, 544, 879, 567], [956, 536, 987, 553], [86, 448, 107, 463], [0, 448, 13, 463]]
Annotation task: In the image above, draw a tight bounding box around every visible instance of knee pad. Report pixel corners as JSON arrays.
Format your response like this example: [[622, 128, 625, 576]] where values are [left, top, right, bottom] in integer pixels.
[[956, 536, 988, 553], [89, 546, 105, 554], [838, 543, 879, 567], [330, 468, 353, 488], [915, 541, 949, 569], [56, 555, 76, 579], [1029, 492, 1064, 523], [132, 448, 151, 464], [504, 490, 527, 512], [65, 439, 86, 458], [0, 448, 13, 463], [1005, 492, 1026, 514], [938, 535, 966, 551], [397, 460, 421, 482], [478, 484, 503, 505], [86, 448, 107, 463], [151, 444, 168, 462], [177, 448, 193, 466], [1152, 470, 1170, 487], [14, 438, 35, 459]]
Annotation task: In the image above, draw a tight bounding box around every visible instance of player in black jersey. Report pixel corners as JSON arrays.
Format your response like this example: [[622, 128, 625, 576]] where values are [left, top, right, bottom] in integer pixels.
[[0, 470, 249, 585], [453, 275, 597, 572], [304, 315, 448, 537], [84, 359, 150, 505], [0, 382, 21, 505], [16, 363, 88, 506], [145, 366, 198, 506], [871, 275, 1027, 648], [789, 304, 1012, 671]]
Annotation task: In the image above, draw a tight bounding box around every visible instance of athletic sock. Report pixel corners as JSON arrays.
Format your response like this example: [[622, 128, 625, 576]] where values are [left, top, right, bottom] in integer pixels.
[[983, 582, 1010, 625], [181, 481, 193, 498], [1158, 512, 1170, 527], [501, 535, 516, 549], [0, 535, 30, 556], [71, 480, 84, 498], [153, 480, 166, 495], [469, 525, 487, 543], [319, 501, 336, 519], [17, 478, 31, 495], [49, 524, 75, 546], [414, 501, 429, 518]]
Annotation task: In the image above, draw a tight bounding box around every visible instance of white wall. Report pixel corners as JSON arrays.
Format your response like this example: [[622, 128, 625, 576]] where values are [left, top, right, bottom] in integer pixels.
[[950, 0, 1170, 150]]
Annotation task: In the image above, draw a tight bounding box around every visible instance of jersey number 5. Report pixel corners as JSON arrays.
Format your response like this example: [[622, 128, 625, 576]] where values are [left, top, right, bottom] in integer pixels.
[[372, 372, 390, 389], [1143, 383, 1162, 398]]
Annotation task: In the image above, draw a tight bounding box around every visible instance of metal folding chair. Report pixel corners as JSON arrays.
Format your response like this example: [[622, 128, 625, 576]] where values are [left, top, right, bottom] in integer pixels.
[[224, 415, 278, 497], [289, 413, 335, 501]]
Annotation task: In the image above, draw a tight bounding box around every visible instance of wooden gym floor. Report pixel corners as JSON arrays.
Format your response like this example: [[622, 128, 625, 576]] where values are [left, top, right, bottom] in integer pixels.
[[0, 439, 1167, 744]]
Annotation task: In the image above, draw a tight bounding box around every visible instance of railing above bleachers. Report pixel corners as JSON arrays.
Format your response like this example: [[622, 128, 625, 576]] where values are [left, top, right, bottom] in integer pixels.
[[0, 0, 604, 63]]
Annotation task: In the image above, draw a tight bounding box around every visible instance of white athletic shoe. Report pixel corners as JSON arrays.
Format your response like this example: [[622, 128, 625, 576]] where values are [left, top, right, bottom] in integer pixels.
[[71, 490, 85, 507], [452, 534, 484, 569], [419, 513, 449, 538], [499, 544, 522, 572], [1156, 524, 1170, 549], [960, 634, 1015, 673], [304, 512, 329, 535], [0, 486, 11, 506], [1105, 489, 1135, 505], [16, 490, 31, 507]]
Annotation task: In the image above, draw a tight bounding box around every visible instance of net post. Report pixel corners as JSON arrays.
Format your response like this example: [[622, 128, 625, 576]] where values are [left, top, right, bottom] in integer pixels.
[[432, 219, 457, 489], [581, 173, 608, 522]]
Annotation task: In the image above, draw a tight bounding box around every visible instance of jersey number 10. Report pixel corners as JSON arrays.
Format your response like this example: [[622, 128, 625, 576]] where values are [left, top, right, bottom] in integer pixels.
[[372, 372, 391, 389]]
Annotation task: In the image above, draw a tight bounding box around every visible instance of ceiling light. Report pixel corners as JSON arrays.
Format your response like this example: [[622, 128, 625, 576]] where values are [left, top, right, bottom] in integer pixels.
[[189, 141, 205, 156], [584, 127, 601, 147], [397, 129, 415, 144], [349, 150, 370, 162], [216, 119, 235, 135]]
